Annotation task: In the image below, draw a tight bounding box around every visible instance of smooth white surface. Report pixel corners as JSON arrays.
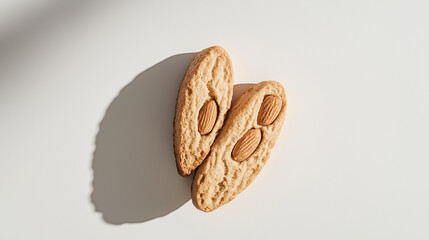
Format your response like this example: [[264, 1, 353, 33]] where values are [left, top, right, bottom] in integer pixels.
[[1, 0, 429, 239]]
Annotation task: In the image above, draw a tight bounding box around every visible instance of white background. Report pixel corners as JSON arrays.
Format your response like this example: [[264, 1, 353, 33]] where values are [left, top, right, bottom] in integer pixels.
[[1, 0, 428, 239]]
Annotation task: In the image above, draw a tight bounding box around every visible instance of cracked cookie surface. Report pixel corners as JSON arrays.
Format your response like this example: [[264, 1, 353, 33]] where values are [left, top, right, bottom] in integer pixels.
[[174, 46, 234, 177], [191, 81, 287, 212]]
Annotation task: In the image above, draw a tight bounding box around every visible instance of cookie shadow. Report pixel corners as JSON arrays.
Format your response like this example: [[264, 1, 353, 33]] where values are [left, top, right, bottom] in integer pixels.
[[232, 83, 256, 105], [91, 53, 196, 224]]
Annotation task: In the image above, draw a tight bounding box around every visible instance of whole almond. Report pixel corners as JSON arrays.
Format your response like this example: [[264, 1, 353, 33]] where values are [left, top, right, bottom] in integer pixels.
[[232, 129, 262, 162], [257, 95, 282, 126], [198, 100, 218, 135]]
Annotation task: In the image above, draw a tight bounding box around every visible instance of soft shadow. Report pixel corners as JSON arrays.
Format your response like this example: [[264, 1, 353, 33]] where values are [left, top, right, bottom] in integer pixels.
[[0, 0, 100, 90], [0, 0, 96, 59], [91, 53, 196, 224], [232, 83, 256, 104]]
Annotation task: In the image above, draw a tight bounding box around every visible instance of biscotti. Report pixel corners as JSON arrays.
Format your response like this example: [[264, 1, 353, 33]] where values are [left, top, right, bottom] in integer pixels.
[[174, 46, 234, 177], [191, 81, 287, 212]]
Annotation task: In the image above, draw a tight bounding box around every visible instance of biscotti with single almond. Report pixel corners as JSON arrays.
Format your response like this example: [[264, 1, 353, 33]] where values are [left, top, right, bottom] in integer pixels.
[[174, 46, 234, 177], [191, 81, 287, 211]]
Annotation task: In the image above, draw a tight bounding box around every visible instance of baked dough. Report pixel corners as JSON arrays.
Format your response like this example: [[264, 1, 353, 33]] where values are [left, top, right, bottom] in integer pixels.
[[174, 46, 234, 177], [191, 81, 287, 211]]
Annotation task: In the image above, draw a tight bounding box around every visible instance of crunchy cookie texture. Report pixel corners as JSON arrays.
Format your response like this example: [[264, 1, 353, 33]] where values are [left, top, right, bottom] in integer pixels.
[[191, 81, 287, 212], [174, 46, 233, 177]]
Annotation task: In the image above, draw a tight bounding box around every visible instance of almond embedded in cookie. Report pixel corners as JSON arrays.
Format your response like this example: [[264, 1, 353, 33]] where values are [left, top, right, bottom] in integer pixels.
[[191, 81, 287, 212], [174, 46, 234, 177]]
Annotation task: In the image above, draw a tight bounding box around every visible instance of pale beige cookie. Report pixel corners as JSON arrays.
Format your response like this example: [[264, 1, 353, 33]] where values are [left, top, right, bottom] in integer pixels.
[[191, 81, 287, 212], [174, 46, 234, 177]]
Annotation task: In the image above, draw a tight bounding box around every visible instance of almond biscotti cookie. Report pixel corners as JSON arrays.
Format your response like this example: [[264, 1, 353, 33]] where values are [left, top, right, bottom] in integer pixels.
[[191, 81, 287, 211], [174, 46, 234, 177]]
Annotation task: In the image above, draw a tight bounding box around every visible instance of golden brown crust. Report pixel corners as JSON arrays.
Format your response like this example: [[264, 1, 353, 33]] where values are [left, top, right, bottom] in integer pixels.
[[191, 81, 287, 211], [174, 46, 234, 177]]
